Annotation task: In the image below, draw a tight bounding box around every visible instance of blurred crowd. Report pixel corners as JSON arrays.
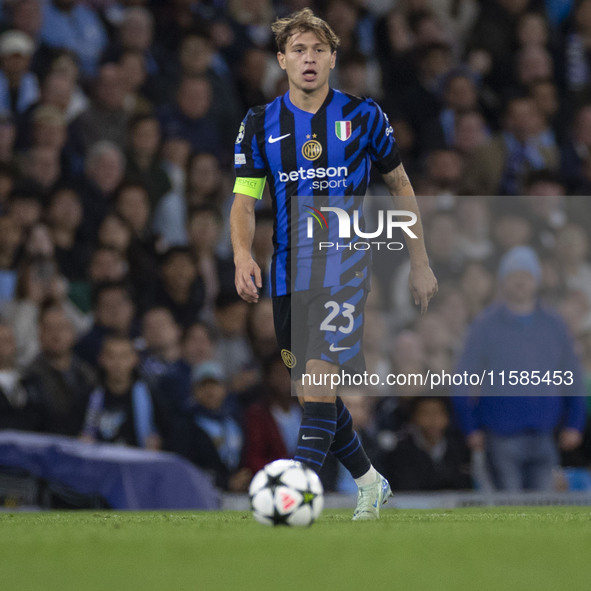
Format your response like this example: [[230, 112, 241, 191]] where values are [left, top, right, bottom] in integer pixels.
[[0, 0, 591, 496]]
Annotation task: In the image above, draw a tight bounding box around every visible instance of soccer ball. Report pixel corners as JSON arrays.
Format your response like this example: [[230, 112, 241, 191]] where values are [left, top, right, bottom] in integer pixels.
[[249, 459, 324, 527]]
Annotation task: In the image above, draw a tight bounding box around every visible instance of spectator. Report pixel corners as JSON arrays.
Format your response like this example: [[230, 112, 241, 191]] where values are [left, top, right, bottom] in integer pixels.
[[102, 6, 174, 105], [22, 145, 62, 196], [80, 335, 160, 449], [491, 203, 536, 258], [560, 0, 591, 101], [424, 0, 479, 44], [452, 109, 490, 157], [46, 50, 89, 123], [5, 184, 43, 235], [177, 30, 241, 148], [160, 135, 190, 197], [96, 212, 133, 256], [398, 42, 454, 136], [15, 72, 78, 156], [0, 249, 86, 366], [0, 162, 16, 212], [113, 180, 159, 301], [458, 261, 495, 321], [514, 45, 555, 90], [0, 30, 39, 116], [246, 297, 278, 363], [156, 320, 219, 432], [75, 281, 138, 367], [0, 214, 20, 303], [243, 353, 301, 474], [429, 284, 470, 354], [227, 0, 275, 51], [40, 0, 107, 78], [553, 223, 591, 306], [71, 63, 129, 155], [22, 300, 97, 436], [515, 10, 552, 50], [125, 114, 171, 209], [171, 360, 251, 491], [46, 185, 91, 282], [0, 111, 16, 163], [213, 290, 255, 393], [453, 246, 587, 491], [235, 47, 271, 112], [415, 311, 456, 373], [137, 308, 188, 444], [7, 0, 44, 46], [391, 211, 463, 328], [0, 322, 38, 430], [154, 151, 228, 248], [530, 78, 567, 144], [560, 103, 591, 191], [378, 396, 472, 492], [422, 148, 465, 195], [462, 94, 559, 195], [70, 245, 129, 315], [455, 197, 494, 262], [86, 245, 128, 286], [375, 9, 416, 113], [187, 205, 235, 317], [467, 0, 530, 96], [117, 49, 153, 117], [150, 246, 204, 327], [157, 76, 222, 159], [336, 51, 376, 98], [388, 330, 429, 398], [77, 141, 126, 238], [419, 67, 481, 152], [138, 307, 182, 384]]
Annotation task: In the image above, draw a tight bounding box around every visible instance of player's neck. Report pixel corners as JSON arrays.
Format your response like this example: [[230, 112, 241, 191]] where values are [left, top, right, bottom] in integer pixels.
[[288, 85, 330, 114]]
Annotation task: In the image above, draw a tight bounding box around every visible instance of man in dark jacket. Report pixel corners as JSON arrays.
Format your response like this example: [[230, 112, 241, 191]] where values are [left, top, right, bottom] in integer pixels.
[[23, 301, 97, 436], [378, 396, 471, 491]]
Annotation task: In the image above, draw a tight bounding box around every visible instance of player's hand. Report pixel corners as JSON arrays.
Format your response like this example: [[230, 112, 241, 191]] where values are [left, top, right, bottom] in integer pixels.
[[559, 428, 582, 451], [235, 255, 262, 303], [409, 263, 438, 314]]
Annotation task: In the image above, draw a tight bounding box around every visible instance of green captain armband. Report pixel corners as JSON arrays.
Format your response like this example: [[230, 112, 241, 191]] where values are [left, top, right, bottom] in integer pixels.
[[233, 176, 266, 200]]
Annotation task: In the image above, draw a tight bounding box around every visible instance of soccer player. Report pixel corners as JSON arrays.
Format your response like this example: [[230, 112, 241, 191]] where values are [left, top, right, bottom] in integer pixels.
[[231, 9, 437, 520]]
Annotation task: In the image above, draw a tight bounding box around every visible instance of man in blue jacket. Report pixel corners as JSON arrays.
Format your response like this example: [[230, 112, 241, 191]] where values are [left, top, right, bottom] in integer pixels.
[[453, 246, 587, 491]]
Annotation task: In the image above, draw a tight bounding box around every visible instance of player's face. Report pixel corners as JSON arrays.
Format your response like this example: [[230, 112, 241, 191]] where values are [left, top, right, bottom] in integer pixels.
[[277, 31, 336, 94]]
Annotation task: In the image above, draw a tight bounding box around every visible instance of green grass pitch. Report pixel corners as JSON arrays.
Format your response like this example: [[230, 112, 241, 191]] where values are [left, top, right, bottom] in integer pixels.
[[1, 508, 590, 591]]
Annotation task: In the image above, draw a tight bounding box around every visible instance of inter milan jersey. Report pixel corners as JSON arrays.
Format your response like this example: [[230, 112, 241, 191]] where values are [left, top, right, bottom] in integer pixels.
[[234, 89, 400, 297]]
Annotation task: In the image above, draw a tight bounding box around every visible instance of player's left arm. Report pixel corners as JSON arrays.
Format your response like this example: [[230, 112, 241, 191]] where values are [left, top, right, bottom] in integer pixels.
[[382, 163, 438, 314]]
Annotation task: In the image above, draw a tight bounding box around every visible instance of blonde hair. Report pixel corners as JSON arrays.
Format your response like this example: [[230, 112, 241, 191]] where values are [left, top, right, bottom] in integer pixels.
[[272, 8, 340, 53]]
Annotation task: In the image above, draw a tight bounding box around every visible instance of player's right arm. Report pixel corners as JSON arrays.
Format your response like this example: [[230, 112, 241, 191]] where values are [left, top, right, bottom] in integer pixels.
[[231, 109, 267, 303], [231, 193, 262, 303]]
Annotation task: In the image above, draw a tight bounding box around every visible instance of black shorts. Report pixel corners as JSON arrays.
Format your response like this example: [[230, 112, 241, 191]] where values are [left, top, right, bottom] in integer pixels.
[[272, 285, 368, 380]]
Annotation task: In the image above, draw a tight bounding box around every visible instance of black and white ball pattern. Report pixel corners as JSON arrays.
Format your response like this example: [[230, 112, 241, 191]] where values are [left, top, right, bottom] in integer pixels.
[[249, 460, 324, 527]]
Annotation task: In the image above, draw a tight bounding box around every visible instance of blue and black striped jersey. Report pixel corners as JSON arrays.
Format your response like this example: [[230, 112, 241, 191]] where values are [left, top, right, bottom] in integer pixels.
[[234, 88, 400, 296]]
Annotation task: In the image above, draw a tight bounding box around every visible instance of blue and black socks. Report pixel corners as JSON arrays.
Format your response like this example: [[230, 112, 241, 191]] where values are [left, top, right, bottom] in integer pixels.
[[330, 397, 371, 479], [294, 397, 371, 479], [294, 402, 337, 470]]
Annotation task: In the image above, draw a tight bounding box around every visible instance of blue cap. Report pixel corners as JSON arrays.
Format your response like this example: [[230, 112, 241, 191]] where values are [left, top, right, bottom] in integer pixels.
[[498, 246, 542, 284], [191, 360, 226, 384]]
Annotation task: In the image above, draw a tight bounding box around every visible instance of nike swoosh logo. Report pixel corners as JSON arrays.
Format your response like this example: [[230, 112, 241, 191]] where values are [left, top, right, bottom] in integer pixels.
[[268, 133, 291, 143], [302, 435, 323, 440], [329, 344, 351, 352]]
